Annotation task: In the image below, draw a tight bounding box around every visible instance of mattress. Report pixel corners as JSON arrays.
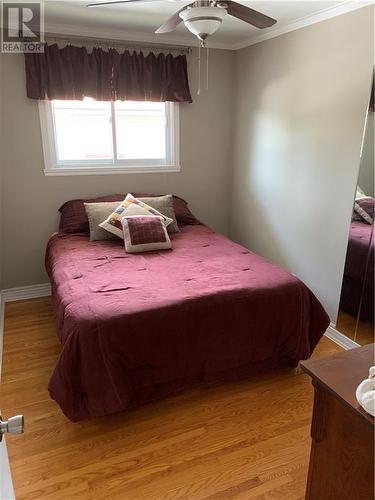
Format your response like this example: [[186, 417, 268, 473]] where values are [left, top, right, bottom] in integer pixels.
[[46, 224, 329, 421]]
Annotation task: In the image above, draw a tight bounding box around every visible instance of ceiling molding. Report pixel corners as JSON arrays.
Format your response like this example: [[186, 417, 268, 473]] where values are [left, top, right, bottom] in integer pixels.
[[232, 0, 374, 50], [43, 0, 374, 52], [43, 22, 233, 50]]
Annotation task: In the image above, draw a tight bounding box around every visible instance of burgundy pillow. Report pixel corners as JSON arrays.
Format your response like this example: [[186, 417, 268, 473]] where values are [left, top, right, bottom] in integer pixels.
[[121, 215, 172, 254], [59, 194, 125, 233], [127, 216, 167, 245], [59, 193, 200, 234], [132, 193, 200, 226]]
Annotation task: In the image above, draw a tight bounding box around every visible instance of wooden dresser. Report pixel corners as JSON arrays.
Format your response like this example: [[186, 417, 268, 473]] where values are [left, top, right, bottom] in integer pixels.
[[301, 344, 374, 500]]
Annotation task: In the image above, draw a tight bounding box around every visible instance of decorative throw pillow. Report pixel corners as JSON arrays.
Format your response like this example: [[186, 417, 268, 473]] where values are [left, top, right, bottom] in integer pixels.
[[121, 215, 172, 253], [99, 194, 173, 239], [84, 202, 121, 241], [354, 202, 374, 225], [138, 195, 180, 233]]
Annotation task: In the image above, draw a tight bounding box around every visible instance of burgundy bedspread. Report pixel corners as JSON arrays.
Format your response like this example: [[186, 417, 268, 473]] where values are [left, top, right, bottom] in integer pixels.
[[340, 220, 374, 322], [343, 221, 374, 290], [46, 225, 329, 421]]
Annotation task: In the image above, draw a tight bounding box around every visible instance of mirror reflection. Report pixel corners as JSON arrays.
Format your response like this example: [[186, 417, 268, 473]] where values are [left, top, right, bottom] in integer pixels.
[[336, 80, 374, 345]]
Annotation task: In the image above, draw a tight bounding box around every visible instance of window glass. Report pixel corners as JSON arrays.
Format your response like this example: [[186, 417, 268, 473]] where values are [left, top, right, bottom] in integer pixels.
[[53, 99, 113, 162], [115, 101, 166, 160]]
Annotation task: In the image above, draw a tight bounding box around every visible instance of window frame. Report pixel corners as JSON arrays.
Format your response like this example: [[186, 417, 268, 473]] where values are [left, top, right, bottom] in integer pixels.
[[38, 100, 180, 176]]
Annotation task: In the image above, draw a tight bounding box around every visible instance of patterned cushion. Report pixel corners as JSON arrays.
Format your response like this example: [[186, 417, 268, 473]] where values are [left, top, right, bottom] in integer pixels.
[[354, 202, 374, 225], [99, 194, 173, 239], [122, 216, 172, 253]]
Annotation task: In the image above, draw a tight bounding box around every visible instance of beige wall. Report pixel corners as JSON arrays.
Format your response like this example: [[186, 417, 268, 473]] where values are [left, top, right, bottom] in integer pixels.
[[1, 48, 235, 288], [358, 110, 374, 197], [0, 52, 3, 291], [230, 6, 374, 321]]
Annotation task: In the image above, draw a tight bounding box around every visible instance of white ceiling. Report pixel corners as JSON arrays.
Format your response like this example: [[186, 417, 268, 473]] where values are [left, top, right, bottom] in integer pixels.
[[44, 0, 369, 49]]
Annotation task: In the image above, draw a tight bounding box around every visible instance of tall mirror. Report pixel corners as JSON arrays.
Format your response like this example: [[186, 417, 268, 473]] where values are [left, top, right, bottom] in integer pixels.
[[336, 78, 374, 345]]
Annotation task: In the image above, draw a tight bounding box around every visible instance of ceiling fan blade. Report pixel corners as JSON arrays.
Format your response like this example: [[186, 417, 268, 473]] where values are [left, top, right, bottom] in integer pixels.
[[87, 0, 158, 7], [155, 5, 190, 34], [225, 1, 276, 29]]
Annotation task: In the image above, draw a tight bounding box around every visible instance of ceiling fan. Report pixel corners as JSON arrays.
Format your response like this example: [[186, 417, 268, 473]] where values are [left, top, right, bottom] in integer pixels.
[[86, 0, 277, 46]]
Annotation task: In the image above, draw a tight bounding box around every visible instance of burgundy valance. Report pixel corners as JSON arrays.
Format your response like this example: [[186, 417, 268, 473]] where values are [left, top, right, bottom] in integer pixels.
[[24, 43, 192, 103]]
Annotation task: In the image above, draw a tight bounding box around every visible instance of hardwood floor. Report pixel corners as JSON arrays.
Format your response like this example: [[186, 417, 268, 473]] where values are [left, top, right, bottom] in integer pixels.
[[1, 298, 341, 500], [336, 310, 374, 345]]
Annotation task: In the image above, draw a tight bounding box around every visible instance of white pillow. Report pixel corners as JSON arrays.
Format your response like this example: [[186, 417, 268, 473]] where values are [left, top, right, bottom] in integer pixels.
[[99, 194, 173, 239], [121, 215, 172, 253]]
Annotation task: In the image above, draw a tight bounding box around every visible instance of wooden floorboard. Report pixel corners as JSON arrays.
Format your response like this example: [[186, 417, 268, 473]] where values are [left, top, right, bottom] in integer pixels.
[[0, 297, 341, 500], [336, 309, 374, 345]]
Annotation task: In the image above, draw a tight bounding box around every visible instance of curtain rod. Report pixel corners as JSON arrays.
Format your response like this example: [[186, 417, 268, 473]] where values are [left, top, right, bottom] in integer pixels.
[[45, 35, 192, 55]]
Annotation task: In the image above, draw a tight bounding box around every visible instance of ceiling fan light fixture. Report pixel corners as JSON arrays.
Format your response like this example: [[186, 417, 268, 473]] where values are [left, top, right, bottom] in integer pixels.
[[179, 6, 227, 41]]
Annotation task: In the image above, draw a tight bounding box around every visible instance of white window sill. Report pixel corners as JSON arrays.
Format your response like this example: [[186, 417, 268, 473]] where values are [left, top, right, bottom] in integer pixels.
[[44, 165, 181, 176]]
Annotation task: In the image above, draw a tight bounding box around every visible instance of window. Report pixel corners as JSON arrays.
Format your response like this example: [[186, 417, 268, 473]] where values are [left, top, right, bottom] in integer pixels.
[[39, 98, 180, 175]]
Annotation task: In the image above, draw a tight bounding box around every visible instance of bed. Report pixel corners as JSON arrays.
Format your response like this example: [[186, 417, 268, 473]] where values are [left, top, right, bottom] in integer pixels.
[[46, 200, 329, 422], [339, 200, 374, 324]]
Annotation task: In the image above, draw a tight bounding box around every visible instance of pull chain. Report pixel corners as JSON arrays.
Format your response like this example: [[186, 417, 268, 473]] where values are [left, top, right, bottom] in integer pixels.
[[206, 44, 209, 91], [197, 38, 209, 95], [197, 41, 201, 96]]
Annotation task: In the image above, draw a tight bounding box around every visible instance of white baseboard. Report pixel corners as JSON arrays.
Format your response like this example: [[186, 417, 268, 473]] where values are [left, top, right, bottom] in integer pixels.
[[1, 283, 51, 303], [324, 323, 360, 350]]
